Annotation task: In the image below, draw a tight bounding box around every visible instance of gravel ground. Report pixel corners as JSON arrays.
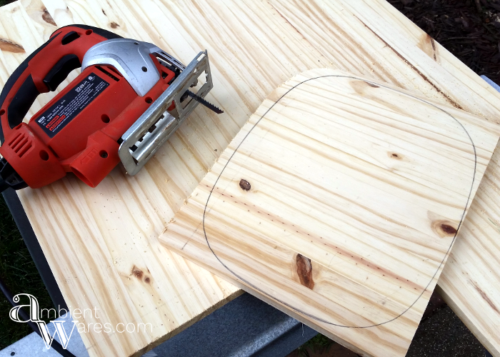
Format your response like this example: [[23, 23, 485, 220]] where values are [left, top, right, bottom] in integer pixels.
[[389, 0, 500, 83], [407, 306, 485, 357]]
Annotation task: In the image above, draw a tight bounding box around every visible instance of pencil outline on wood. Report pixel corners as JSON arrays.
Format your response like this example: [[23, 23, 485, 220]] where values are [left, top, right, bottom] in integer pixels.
[[202, 75, 477, 328]]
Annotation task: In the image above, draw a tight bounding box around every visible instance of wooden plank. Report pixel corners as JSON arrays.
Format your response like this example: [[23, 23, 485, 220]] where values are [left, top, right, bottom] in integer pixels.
[[274, 1, 500, 354], [159, 68, 500, 356], [0, 0, 497, 355], [257, 2, 500, 354], [2, 1, 241, 356], [268, 0, 500, 119], [437, 140, 500, 356]]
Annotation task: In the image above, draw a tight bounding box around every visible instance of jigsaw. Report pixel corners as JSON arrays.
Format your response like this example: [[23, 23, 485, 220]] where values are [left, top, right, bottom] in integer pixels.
[[0, 24, 222, 192]]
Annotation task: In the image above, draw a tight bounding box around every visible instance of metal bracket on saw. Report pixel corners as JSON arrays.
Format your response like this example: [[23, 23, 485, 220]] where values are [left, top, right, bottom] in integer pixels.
[[118, 51, 213, 175]]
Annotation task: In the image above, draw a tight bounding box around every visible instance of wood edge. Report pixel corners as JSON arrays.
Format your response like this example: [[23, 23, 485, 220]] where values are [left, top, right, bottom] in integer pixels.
[[242, 288, 370, 356], [163, 253, 371, 357], [130, 288, 244, 357], [436, 284, 498, 356]]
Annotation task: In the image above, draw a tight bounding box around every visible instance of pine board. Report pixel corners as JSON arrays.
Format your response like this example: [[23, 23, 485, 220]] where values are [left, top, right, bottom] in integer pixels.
[[0, 2, 241, 357], [159, 69, 500, 356], [437, 140, 500, 357], [0, 0, 498, 355]]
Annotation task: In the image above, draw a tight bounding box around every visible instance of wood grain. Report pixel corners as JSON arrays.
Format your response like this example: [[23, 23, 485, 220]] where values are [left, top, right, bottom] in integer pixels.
[[262, 2, 500, 354], [160, 69, 500, 356], [438, 139, 500, 356], [3, 1, 242, 356], [0, 0, 498, 355]]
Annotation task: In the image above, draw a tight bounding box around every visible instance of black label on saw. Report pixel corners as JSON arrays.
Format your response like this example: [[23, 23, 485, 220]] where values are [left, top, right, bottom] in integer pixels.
[[36, 74, 109, 138]]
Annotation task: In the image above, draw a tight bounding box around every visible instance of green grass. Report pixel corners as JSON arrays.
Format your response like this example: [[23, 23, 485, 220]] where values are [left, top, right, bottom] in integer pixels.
[[0, 196, 53, 349], [297, 334, 334, 357]]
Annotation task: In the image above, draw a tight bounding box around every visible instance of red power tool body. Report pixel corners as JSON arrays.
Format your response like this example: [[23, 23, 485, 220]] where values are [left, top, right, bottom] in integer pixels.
[[0, 25, 219, 192]]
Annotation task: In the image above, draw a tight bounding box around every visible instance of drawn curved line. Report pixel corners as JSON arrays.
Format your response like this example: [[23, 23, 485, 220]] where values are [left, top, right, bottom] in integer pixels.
[[202, 75, 477, 328]]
